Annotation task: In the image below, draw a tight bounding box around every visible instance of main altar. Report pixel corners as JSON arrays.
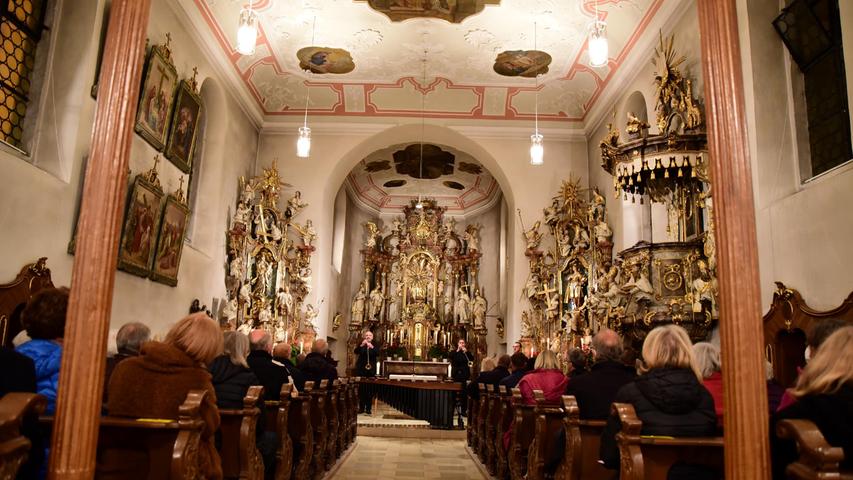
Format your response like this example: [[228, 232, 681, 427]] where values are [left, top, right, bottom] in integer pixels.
[[349, 199, 489, 367]]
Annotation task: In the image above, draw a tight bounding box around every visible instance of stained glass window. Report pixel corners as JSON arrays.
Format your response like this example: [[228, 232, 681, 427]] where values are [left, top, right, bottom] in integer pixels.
[[0, 0, 45, 150]]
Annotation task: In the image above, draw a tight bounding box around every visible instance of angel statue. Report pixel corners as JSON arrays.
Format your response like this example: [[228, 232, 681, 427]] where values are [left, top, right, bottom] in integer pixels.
[[274, 320, 287, 343], [625, 111, 650, 137], [351, 284, 366, 327], [285, 190, 308, 218], [277, 286, 293, 318], [368, 285, 384, 321], [588, 187, 606, 224], [239, 177, 256, 205], [472, 289, 487, 330], [463, 224, 482, 253], [364, 222, 383, 249], [293, 220, 317, 247], [524, 221, 544, 250], [455, 287, 470, 324], [232, 201, 251, 230], [237, 317, 254, 336], [303, 303, 319, 331]]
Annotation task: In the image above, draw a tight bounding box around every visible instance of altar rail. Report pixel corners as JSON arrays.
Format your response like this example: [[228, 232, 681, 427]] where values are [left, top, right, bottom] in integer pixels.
[[361, 378, 461, 429]]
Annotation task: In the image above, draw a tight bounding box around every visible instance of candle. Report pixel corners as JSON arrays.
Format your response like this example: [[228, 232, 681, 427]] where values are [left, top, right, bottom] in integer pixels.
[[300, 341, 304, 354], [284, 331, 289, 343]]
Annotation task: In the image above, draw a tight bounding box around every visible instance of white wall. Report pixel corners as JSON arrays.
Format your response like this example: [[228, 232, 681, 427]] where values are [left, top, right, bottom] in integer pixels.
[[0, 0, 259, 338]]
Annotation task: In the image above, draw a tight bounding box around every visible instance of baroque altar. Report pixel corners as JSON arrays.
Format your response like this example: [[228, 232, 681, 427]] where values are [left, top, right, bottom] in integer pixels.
[[222, 164, 318, 350], [349, 199, 489, 365]]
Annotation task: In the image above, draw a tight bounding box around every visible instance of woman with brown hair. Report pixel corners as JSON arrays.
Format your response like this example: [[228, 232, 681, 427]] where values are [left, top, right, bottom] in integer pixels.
[[599, 324, 716, 471], [771, 326, 853, 479], [107, 312, 224, 479]]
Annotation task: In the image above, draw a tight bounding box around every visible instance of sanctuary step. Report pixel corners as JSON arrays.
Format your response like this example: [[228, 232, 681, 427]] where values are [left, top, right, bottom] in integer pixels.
[[358, 401, 467, 440]]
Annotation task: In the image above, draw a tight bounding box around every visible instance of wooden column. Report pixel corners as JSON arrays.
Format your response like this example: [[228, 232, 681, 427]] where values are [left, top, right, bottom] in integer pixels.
[[48, 0, 151, 478], [697, 1, 770, 479]]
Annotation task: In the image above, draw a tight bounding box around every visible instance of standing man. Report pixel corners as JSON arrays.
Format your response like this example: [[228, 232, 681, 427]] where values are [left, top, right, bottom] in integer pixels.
[[354, 330, 379, 414], [512, 341, 522, 354], [450, 338, 475, 416]]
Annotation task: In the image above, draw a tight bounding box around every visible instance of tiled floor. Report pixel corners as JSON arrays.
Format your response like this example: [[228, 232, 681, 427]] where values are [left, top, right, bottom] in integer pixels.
[[330, 436, 486, 480]]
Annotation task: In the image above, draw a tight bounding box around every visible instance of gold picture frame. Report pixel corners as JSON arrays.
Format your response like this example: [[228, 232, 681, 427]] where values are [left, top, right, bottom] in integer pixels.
[[150, 194, 191, 286], [134, 39, 178, 151], [117, 175, 164, 277], [165, 79, 203, 174]]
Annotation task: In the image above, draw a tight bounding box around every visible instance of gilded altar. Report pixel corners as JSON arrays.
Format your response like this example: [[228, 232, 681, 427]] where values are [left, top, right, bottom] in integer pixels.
[[349, 199, 488, 366]]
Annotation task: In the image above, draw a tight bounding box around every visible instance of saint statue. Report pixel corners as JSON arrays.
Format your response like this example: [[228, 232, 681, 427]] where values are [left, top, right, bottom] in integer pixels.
[[232, 201, 251, 230], [238, 282, 251, 305], [298, 267, 313, 295], [293, 219, 317, 247], [240, 178, 255, 205], [589, 187, 606, 223], [472, 289, 487, 330], [543, 198, 561, 230], [270, 222, 283, 242], [274, 320, 286, 343], [564, 264, 586, 303], [463, 224, 481, 253], [252, 256, 271, 295], [277, 286, 293, 318], [625, 111, 650, 137], [364, 222, 382, 249], [455, 287, 470, 324], [691, 260, 717, 313], [524, 221, 544, 250], [237, 318, 254, 336], [286, 190, 308, 218], [594, 219, 613, 245], [351, 284, 366, 326], [525, 274, 540, 299], [229, 256, 244, 280], [258, 305, 273, 325], [369, 286, 384, 321], [624, 268, 654, 303], [304, 304, 319, 331], [222, 298, 238, 324]]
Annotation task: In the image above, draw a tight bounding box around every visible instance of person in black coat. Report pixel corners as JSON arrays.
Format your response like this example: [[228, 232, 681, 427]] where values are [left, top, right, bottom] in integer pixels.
[[500, 352, 529, 389], [298, 339, 338, 385], [770, 327, 853, 479], [1, 347, 42, 480], [247, 330, 290, 401], [272, 342, 306, 391], [468, 354, 511, 398], [450, 339, 475, 415], [599, 325, 717, 477], [566, 329, 636, 419], [354, 330, 379, 414]]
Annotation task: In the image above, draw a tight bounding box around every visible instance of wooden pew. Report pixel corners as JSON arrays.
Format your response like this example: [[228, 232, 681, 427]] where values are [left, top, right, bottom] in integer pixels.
[[776, 419, 853, 480], [285, 385, 313, 480], [495, 385, 514, 480], [561, 396, 614, 480], [527, 391, 566, 480], [508, 388, 537, 480], [466, 382, 478, 448], [218, 385, 264, 480], [349, 378, 359, 442], [484, 384, 502, 475], [323, 380, 340, 470], [613, 403, 724, 480], [0, 392, 47, 478], [476, 383, 489, 462], [336, 378, 348, 457], [305, 380, 328, 480]]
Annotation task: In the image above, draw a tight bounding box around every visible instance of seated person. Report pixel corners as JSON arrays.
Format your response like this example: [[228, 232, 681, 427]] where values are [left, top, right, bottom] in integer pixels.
[[16, 287, 69, 414], [771, 326, 853, 478], [499, 352, 529, 389], [517, 350, 568, 405], [108, 313, 224, 480], [693, 342, 723, 425], [599, 324, 716, 470], [247, 330, 291, 401], [272, 342, 305, 391], [297, 339, 338, 384], [272, 342, 295, 366], [1, 347, 41, 480], [777, 318, 848, 412], [467, 356, 498, 398], [565, 328, 636, 419], [567, 348, 588, 379], [481, 354, 511, 385], [104, 321, 150, 403]]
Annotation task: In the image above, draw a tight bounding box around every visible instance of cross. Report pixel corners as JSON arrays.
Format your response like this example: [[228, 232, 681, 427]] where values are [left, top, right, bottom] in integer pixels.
[[178, 175, 184, 193], [190, 67, 199, 92], [152, 154, 160, 172], [165, 33, 172, 49]]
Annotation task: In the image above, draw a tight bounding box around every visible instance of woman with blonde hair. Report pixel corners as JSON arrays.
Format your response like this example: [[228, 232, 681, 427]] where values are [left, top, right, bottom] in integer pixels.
[[108, 313, 225, 479], [517, 350, 568, 405], [209, 331, 260, 407], [599, 324, 716, 471], [771, 326, 853, 478]]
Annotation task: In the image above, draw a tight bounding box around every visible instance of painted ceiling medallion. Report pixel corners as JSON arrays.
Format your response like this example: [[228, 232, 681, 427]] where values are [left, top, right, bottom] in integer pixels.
[[493, 50, 552, 78], [297, 46, 356, 74], [360, 0, 500, 23], [393, 144, 454, 180]]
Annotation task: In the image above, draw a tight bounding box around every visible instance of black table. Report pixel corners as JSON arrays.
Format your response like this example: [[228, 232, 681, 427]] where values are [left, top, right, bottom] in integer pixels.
[[362, 378, 463, 429]]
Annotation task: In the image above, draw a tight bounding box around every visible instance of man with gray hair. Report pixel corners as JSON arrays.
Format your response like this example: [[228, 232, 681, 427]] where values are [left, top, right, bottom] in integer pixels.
[[565, 328, 636, 419], [104, 322, 150, 402], [247, 329, 291, 401], [297, 338, 338, 384]]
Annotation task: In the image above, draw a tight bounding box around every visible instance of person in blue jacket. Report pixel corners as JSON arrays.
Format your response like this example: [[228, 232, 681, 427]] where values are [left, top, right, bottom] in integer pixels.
[[16, 287, 69, 415]]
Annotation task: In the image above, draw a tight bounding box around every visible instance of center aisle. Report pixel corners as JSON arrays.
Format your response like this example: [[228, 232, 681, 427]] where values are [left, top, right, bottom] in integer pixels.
[[330, 437, 487, 480]]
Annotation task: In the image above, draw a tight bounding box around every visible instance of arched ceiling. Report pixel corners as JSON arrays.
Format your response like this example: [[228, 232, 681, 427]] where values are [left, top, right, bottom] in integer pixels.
[[190, 0, 671, 126], [345, 143, 500, 215]]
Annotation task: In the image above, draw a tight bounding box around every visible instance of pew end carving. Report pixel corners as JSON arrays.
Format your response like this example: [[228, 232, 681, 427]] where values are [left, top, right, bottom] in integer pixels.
[[218, 385, 264, 480], [0, 392, 47, 479], [776, 419, 852, 480]]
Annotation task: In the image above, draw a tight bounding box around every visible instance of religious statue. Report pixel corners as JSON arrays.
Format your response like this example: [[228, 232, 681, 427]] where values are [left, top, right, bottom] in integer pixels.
[[303, 304, 318, 331], [232, 201, 251, 230], [285, 190, 308, 218], [229, 256, 244, 280], [222, 298, 238, 324], [298, 267, 313, 295], [463, 224, 481, 253], [258, 304, 273, 325], [293, 220, 317, 247], [351, 284, 366, 326], [691, 260, 717, 313], [589, 187, 606, 224], [253, 210, 268, 238], [594, 219, 613, 245], [524, 220, 544, 250], [443, 293, 453, 321], [238, 282, 251, 305], [472, 289, 487, 330], [564, 264, 586, 303], [545, 288, 560, 322], [543, 198, 561, 230], [624, 268, 654, 304], [455, 287, 470, 324], [240, 177, 256, 205], [237, 317, 254, 336], [252, 256, 272, 295], [625, 111, 650, 137], [368, 285, 384, 321], [274, 320, 286, 343], [269, 222, 283, 242], [364, 222, 382, 249], [277, 286, 293, 318], [521, 310, 533, 337], [525, 274, 540, 299]]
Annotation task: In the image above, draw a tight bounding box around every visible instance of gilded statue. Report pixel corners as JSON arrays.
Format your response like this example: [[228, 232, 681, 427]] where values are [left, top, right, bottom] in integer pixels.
[[364, 222, 382, 249], [589, 187, 606, 223], [252, 256, 272, 295], [229, 255, 245, 280], [523, 220, 544, 250], [463, 224, 482, 253], [564, 264, 586, 303], [285, 190, 308, 218], [293, 220, 317, 247], [258, 304, 273, 325], [599, 122, 621, 169], [351, 284, 366, 326], [303, 304, 319, 331], [625, 111, 650, 137], [232, 201, 251, 229], [237, 317, 254, 336]]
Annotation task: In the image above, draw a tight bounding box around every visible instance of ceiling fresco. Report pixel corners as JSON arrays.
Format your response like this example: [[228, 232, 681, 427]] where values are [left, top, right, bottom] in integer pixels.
[[346, 143, 500, 215], [194, 0, 666, 123]]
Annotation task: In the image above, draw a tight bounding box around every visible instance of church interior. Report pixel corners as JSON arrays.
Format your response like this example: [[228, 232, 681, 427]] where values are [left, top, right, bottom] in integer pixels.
[[1, 0, 852, 479]]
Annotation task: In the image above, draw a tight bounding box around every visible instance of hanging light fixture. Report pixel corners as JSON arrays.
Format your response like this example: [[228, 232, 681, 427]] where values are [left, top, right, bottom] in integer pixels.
[[530, 22, 544, 166], [415, 47, 427, 210], [588, 1, 609, 67], [236, 0, 258, 56], [296, 18, 316, 158]]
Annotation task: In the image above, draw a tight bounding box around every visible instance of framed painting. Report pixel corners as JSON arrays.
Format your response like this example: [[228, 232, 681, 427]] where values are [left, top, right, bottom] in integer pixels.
[[135, 42, 178, 151], [165, 80, 203, 173], [150, 195, 191, 286], [117, 175, 164, 277]]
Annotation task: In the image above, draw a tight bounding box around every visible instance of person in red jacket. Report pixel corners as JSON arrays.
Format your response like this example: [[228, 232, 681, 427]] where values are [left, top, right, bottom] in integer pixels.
[[693, 341, 723, 426], [517, 350, 568, 404]]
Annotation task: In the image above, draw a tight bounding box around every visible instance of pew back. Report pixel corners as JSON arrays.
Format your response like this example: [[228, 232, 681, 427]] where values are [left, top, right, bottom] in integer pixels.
[[776, 418, 853, 480], [218, 385, 264, 480], [0, 392, 47, 478]]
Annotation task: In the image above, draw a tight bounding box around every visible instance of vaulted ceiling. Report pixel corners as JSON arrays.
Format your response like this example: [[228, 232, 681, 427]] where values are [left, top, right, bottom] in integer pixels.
[[190, 0, 679, 127]]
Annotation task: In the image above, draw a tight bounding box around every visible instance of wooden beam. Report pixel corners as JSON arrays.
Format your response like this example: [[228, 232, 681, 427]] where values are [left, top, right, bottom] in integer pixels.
[[48, 0, 151, 478], [697, 1, 770, 479]]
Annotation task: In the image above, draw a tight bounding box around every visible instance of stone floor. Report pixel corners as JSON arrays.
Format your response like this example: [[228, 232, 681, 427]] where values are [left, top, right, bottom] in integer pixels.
[[329, 436, 486, 480]]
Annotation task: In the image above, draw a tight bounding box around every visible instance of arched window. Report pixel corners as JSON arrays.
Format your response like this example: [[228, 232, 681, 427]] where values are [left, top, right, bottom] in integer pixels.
[[0, 0, 48, 151], [185, 104, 206, 242]]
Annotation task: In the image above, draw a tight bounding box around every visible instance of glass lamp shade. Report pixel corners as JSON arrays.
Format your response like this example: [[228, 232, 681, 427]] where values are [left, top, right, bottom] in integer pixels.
[[296, 126, 311, 158], [589, 21, 609, 67], [415, 197, 424, 209], [236, 8, 258, 56], [529, 133, 544, 166]]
